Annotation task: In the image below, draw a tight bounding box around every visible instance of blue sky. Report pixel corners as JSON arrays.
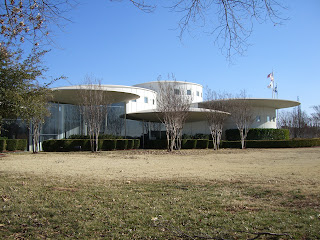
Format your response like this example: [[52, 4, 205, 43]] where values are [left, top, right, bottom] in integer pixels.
[[44, 0, 320, 114]]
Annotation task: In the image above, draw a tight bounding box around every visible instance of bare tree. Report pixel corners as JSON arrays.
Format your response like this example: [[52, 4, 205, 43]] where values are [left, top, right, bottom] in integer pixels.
[[0, 0, 285, 59], [170, 0, 286, 59], [79, 75, 111, 152], [311, 105, 320, 124], [278, 108, 312, 139], [157, 75, 192, 151], [22, 84, 52, 153], [229, 90, 254, 149], [202, 89, 230, 150]]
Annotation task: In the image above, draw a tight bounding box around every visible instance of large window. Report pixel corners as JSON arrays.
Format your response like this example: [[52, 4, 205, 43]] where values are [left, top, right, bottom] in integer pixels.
[[187, 90, 192, 95], [144, 97, 148, 103]]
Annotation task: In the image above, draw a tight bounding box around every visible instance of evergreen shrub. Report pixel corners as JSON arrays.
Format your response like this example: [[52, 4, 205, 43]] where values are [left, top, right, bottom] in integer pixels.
[[221, 138, 320, 148], [134, 139, 140, 149], [16, 139, 27, 151], [116, 139, 128, 150], [127, 139, 134, 149], [0, 139, 6, 152], [196, 139, 209, 149], [182, 139, 197, 149], [100, 139, 117, 151], [226, 128, 290, 141], [6, 139, 18, 151]]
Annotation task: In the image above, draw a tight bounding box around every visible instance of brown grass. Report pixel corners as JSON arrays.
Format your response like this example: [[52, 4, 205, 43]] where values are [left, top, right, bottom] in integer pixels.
[[1, 148, 320, 193]]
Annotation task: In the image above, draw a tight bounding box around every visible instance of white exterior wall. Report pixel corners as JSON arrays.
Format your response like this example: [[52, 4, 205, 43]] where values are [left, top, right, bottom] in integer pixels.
[[134, 81, 203, 104], [124, 87, 157, 114], [183, 107, 277, 138]]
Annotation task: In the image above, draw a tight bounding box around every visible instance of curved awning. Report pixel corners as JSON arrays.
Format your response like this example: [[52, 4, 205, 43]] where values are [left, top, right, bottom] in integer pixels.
[[125, 108, 230, 123], [50, 85, 140, 105], [199, 98, 300, 109]]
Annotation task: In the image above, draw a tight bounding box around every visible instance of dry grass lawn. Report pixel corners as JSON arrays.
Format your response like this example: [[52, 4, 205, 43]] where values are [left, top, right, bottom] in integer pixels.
[[1, 148, 320, 239], [1, 148, 320, 193]]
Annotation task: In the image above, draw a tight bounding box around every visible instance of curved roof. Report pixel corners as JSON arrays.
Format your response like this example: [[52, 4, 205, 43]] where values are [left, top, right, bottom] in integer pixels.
[[134, 80, 203, 88], [199, 98, 300, 109], [125, 108, 229, 123], [50, 85, 146, 105]]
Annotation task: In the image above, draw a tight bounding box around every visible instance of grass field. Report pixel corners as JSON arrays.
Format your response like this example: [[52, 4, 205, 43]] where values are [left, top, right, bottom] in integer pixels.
[[1, 148, 320, 239]]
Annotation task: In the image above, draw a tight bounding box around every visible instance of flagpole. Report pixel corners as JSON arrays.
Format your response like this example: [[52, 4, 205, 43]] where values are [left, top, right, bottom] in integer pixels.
[[272, 71, 274, 99]]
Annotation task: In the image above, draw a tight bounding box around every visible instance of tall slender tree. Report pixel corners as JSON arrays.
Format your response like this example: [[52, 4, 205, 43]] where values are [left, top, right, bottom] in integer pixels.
[[157, 75, 192, 151], [79, 75, 111, 152], [229, 91, 254, 149], [202, 89, 230, 150]]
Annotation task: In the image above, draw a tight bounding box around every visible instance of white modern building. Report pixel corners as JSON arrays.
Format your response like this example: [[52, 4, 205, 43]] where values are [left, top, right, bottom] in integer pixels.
[[42, 80, 299, 148]]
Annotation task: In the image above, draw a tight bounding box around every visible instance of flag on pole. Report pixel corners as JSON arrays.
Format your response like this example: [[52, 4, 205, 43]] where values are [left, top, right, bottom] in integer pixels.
[[267, 81, 273, 88], [267, 72, 274, 81]]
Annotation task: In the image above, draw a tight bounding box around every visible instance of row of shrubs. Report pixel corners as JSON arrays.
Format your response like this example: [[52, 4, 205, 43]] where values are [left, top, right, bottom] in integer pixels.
[[144, 138, 320, 149], [222, 138, 320, 148], [225, 128, 290, 141], [40, 137, 320, 152], [42, 139, 140, 152], [0, 139, 27, 152]]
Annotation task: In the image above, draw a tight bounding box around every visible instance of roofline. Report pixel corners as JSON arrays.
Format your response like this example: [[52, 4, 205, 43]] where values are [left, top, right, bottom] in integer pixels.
[[51, 84, 157, 94], [133, 81, 203, 88]]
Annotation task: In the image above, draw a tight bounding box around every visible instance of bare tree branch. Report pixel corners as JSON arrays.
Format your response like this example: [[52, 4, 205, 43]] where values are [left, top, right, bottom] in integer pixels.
[[157, 74, 192, 151], [170, 0, 288, 60]]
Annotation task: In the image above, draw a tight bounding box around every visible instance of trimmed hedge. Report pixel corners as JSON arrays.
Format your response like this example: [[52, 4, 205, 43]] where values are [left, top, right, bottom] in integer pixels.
[[6, 139, 18, 151], [221, 138, 320, 148], [0, 139, 6, 152], [127, 139, 134, 150], [100, 139, 117, 151], [196, 139, 209, 149], [144, 139, 168, 149], [3, 139, 27, 151], [42, 139, 140, 152], [182, 139, 197, 149], [134, 139, 140, 149], [42, 139, 91, 152], [116, 139, 128, 150], [226, 128, 290, 141]]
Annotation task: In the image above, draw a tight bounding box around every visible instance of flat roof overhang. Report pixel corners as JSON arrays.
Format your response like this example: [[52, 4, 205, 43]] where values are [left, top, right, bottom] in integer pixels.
[[125, 108, 230, 123], [198, 98, 300, 109], [50, 85, 140, 105]]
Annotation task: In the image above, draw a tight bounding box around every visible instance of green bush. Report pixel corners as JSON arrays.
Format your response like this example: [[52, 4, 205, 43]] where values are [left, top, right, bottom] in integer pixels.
[[127, 139, 134, 149], [221, 138, 320, 149], [4, 139, 27, 151], [134, 139, 140, 149], [42, 139, 91, 152], [17, 139, 27, 151], [226, 128, 290, 141], [0, 139, 6, 152], [6, 139, 17, 151], [100, 139, 117, 151], [144, 139, 167, 149], [182, 139, 197, 149], [196, 139, 209, 149], [42, 139, 142, 152], [116, 139, 128, 150], [221, 141, 242, 149], [67, 139, 91, 151]]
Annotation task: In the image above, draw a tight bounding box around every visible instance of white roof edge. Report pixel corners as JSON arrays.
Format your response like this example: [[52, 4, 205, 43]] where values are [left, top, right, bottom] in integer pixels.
[[51, 84, 157, 94], [133, 81, 203, 88]]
